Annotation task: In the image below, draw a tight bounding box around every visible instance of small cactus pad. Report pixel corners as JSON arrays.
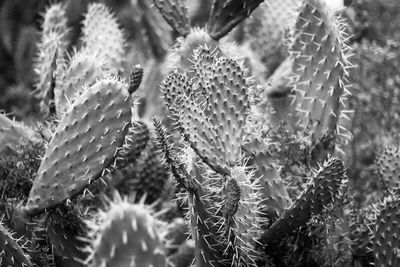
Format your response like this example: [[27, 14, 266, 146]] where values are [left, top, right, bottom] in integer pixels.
[[87, 199, 166, 267], [25, 77, 133, 215], [0, 222, 33, 267], [207, 0, 264, 40], [0, 114, 41, 156], [376, 146, 400, 189], [152, 0, 190, 37], [81, 3, 125, 72], [262, 157, 346, 244], [373, 196, 400, 267]]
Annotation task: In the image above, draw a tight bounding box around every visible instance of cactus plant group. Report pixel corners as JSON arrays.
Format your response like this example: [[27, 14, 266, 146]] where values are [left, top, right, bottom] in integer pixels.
[[1, 0, 400, 266]]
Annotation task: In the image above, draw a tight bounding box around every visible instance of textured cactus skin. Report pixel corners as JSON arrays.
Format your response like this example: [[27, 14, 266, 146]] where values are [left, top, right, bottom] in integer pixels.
[[262, 157, 346, 245], [54, 51, 105, 116], [152, 0, 190, 37], [81, 3, 125, 73], [87, 200, 166, 267], [376, 146, 400, 189], [290, 0, 352, 152], [207, 0, 264, 40], [46, 208, 87, 266], [25, 78, 133, 215], [0, 222, 33, 267], [253, 151, 290, 216], [373, 196, 400, 267], [0, 114, 41, 156], [34, 3, 69, 115], [162, 46, 250, 174]]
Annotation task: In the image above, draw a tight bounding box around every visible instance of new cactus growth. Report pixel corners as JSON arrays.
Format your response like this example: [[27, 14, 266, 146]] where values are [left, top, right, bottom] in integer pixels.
[[86, 196, 167, 267], [25, 77, 134, 215]]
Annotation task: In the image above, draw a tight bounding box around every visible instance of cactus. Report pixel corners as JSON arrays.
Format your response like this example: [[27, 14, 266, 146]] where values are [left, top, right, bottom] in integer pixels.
[[376, 145, 400, 190], [373, 196, 400, 267], [244, 0, 299, 75], [25, 77, 134, 215], [152, 0, 191, 37], [207, 0, 264, 40], [0, 113, 42, 156], [289, 0, 353, 156], [262, 157, 347, 245], [0, 221, 33, 267], [34, 3, 69, 115], [85, 196, 167, 267], [81, 3, 125, 73]]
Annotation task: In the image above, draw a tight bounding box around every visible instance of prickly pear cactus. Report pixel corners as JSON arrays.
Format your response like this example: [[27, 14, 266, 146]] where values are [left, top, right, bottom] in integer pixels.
[[86, 197, 167, 267], [152, 0, 191, 37], [373, 196, 400, 267], [376, 146, 400, 190], [207, 0, 264, 40], [81, 3, 125, 73], [290, 0, 352, 153], [262, 157, 347, 244], [34, 3, 69, 115], [25, 77, 134, 215], [0, 222, 33, 267], [0, 113, 41, 156]]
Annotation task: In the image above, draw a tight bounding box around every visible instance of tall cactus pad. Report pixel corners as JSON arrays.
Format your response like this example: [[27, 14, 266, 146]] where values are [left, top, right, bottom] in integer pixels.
[[0, 114, 41, 156], [290, 0, 352, 146], [25, 77, 133, 215], [152, 0, 190, 37], [34, 3, 69, 114], [262, 157, 346, 244], [373, 196, 400, 267], [81, 3, 125, 72], [376, 146, 400, 190], [207, 0, 264, 40], [87, 200, 166, 267], [0, 222, 33, 267]]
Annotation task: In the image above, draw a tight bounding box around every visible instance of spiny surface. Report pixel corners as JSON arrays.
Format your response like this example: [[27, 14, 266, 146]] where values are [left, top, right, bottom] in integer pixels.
[[373, 196, 400, 267], [25, 77, 133, 215], [290, 0, 352, 150], [88, 200, 166, 267], [376, 146, 400, 190], [81, 3, 125, 72]]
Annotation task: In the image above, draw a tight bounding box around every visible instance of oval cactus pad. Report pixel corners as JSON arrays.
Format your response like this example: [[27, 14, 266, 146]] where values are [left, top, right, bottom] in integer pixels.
[[25, 77, 133, 215]]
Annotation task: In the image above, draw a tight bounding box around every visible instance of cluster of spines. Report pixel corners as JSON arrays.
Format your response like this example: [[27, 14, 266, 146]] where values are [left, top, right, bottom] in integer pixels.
[[289, 0, 353, 156], [85, 196, 167, 267]]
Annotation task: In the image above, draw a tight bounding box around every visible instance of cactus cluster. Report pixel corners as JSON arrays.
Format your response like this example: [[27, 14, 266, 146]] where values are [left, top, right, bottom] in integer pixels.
[[1, 0, 400, 266]]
